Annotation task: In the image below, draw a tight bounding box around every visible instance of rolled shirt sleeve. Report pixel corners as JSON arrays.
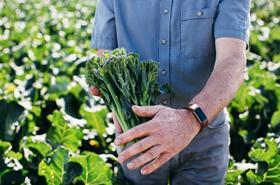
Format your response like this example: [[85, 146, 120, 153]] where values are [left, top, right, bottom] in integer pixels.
[[214, 0, 250, 44], [91, 0, 117, 49]]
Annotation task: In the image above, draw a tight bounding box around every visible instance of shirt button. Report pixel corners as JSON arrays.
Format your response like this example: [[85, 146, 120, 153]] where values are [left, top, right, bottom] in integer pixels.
[[197, 11, 203, 16], [161, 69, 167, 75], [161, 39, 167, 45], [163, 9, 169, 14], [162, 100, 168, 105]]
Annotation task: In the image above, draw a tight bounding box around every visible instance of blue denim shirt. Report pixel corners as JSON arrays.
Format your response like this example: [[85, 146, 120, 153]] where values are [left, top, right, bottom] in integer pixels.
[[91, 0, 250, 128]]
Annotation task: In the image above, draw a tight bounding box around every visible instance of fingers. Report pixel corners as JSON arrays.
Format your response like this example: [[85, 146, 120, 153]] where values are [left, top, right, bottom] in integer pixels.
[[132, 105, 164, 118], [112, 113, 123, 134], [141, 152, 171, 175], [89, 86, 101, 97], [96, 49, 108, 57], [126, 145, 163, 170], [114, 120, 156, 145], [118, 136, 157, 164]]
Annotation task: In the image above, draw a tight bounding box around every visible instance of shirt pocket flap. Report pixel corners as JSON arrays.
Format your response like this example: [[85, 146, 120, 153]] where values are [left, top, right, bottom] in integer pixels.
[[181, 8, 217, 21]]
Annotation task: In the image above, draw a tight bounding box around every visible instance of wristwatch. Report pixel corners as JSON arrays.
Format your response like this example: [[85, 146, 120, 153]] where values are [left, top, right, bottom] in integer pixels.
[[185, 104, 208, 132]]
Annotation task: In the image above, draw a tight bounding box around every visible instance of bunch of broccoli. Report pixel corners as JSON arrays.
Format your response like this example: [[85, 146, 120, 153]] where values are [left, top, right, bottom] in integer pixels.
[[86, 48, 160, 132]]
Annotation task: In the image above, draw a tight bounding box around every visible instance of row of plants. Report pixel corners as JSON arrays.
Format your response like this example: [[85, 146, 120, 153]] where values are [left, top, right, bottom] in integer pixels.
[[0, 0, 120, 184], [0, 0, 279, 184], [226, 0, 280, 183]]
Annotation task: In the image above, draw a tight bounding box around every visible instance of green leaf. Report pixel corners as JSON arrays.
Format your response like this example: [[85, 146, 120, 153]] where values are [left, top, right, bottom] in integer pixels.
[[246, 170, 259, 184], [80, 104, 108, 137], [47, 110, 83, 152], [246, 137, 280, 184], [70, 152, 113, 185], [226, 169, 244, 184], [48, 76, 71, 100], [249, 138, 278, 162], [0, 140, 12, 154], [20, 136, 52, 157], [38, 146, 82, 185], [5, 150, 22, 160], [265, 155, 280, 183], [0, 100, 25, 141], [226, 159, 256, 184], [271, 110, 280, 128]]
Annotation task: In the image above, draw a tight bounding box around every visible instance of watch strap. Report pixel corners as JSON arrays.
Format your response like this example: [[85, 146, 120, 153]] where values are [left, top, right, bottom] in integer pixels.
[[185, 104, 209, 132]]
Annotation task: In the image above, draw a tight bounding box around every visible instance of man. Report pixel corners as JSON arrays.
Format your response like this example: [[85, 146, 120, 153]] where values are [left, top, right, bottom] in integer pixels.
[[90, 0, 250, 184]]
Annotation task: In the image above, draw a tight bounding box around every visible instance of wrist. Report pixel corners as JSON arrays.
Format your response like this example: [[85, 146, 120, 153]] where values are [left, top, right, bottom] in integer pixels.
[[179, 109, 201, 134], [185, 103, 209, 132]]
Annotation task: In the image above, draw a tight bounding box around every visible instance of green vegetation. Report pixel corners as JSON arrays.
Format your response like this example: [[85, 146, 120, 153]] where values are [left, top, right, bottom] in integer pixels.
[[86, 48, 160, 132], [0, 0, 279, 184], [225, 0, 280, 183]]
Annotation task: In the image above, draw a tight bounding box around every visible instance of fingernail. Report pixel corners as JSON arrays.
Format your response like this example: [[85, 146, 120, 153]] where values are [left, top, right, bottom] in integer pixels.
[[114, 138, 120, 145], [141, 168, 147, 175], [127, 162, 135, 170], [118, 156, 125, 163], [132, 105, 138, 110]]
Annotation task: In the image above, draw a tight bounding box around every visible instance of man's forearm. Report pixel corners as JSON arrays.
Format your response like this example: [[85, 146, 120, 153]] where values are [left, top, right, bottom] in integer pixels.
[[190, 38, 247, 122]]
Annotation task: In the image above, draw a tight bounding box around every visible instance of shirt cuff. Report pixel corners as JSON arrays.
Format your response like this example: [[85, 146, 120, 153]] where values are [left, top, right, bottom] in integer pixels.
[[214, 28, 249, 47], [90, 37, 117, 50]]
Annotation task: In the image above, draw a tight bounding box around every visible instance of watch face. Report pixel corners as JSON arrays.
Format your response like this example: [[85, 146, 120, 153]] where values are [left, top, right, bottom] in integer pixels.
[[194, 107, 208, 124]]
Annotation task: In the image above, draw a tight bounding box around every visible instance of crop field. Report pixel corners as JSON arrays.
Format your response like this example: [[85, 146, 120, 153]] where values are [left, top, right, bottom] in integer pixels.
[[0, 0, 279, 184]]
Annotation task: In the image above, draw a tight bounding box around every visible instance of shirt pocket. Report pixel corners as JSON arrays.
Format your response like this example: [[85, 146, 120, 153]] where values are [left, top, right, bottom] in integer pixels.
[[180, 8, 217, 58]]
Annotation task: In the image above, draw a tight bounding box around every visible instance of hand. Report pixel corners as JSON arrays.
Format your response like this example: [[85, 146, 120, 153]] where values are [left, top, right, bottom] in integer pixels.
[[114, 105, 201, 175], [89, 86, 101, 97]]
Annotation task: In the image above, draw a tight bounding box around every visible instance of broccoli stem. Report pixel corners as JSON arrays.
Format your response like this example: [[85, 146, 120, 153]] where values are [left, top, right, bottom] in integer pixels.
[[111, 106, 128, 132], [104, 79, 129, 132]]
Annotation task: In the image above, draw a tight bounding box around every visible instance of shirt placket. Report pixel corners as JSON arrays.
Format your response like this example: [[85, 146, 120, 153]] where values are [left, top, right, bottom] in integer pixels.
[[159, 0, 172, 106]]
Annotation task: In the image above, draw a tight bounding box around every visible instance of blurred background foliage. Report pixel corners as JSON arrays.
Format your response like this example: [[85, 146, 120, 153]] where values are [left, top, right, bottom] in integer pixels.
[[0, 0, 279, 184]]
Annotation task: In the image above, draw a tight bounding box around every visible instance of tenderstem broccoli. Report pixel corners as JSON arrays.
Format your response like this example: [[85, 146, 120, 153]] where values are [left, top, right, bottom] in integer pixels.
[[85, 48, 160, 132]]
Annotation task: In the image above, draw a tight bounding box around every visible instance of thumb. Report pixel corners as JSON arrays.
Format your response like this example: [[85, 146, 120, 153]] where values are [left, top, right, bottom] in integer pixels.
[[132, 105, 164, 118]]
